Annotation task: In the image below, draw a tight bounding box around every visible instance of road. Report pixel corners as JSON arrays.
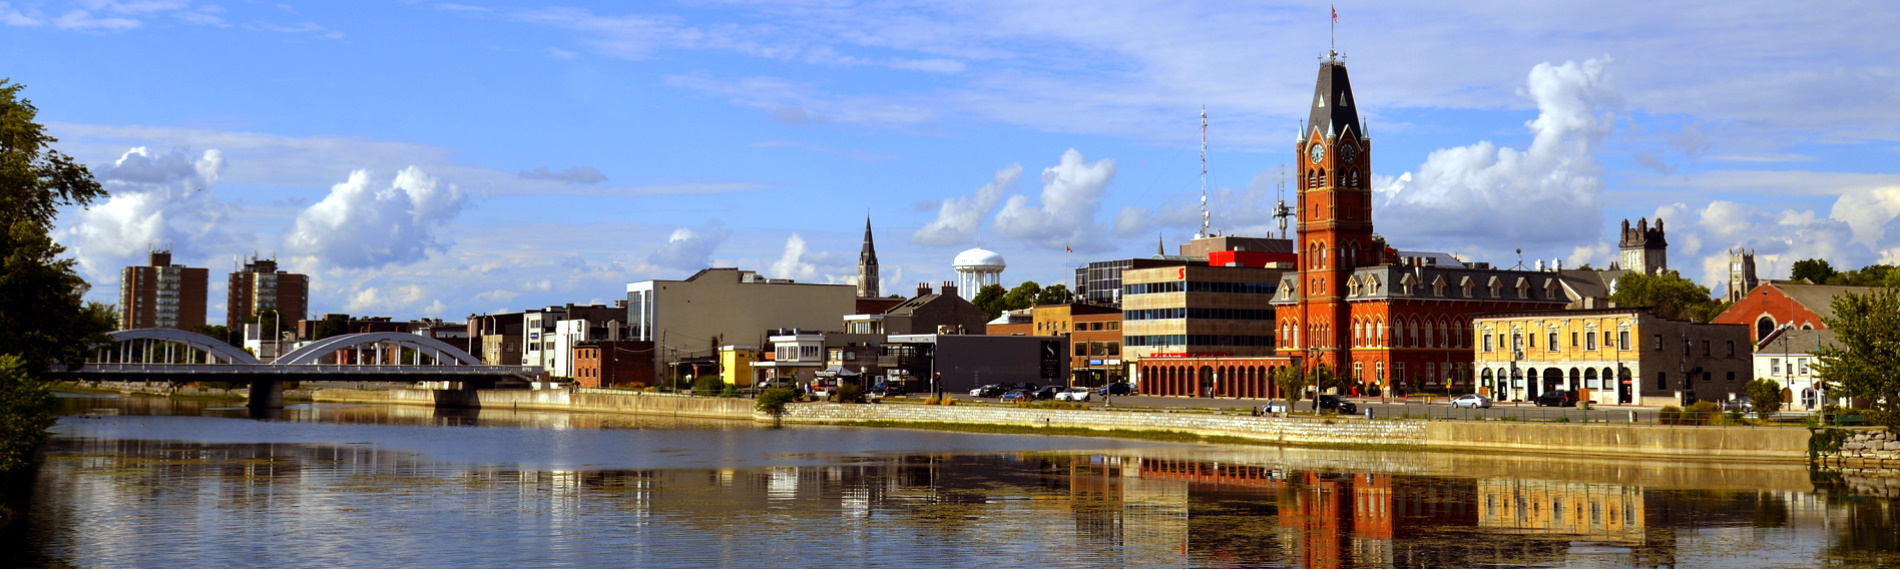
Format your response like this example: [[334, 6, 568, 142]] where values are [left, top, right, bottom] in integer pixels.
[[930, 392, 1774, 424]]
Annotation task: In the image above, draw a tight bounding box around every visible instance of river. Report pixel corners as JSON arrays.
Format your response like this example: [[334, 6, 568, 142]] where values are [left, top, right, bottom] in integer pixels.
[[1, 393, 1894, 568]]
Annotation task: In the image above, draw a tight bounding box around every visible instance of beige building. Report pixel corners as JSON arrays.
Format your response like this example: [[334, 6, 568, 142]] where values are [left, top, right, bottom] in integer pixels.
[[119, 250, 209, 330], [1120, 264, 1286, 362], [626, 268, 856, 381], [1472, 308, 1752, 407]]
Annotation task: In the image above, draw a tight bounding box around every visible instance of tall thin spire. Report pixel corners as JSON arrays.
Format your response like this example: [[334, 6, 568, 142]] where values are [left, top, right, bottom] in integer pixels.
[[1157, 233, 1166, 257], [1197, 106, 1211, 239], [857, 216, 880, 298]]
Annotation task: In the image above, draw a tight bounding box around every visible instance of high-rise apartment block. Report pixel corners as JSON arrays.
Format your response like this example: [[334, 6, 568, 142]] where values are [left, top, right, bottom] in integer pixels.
[[118, 250, 208, 330], [227, 256, 309, 329]]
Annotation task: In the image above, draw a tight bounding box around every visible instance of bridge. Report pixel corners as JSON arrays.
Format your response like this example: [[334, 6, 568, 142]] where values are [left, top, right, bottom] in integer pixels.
[[54, 329, 545, 409]]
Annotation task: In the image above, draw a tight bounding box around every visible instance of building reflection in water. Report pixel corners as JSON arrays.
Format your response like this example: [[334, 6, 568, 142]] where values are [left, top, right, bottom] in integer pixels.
[[19, 398, 1900, 568]]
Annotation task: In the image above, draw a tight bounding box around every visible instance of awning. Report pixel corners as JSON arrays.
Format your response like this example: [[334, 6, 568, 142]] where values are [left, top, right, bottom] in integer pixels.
[[815, 365, 860, 377]]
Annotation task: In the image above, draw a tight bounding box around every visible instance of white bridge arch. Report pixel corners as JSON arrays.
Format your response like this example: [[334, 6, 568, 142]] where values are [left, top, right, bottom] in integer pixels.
[[106, 329, 261, 365], [274, 332, 484, 366]]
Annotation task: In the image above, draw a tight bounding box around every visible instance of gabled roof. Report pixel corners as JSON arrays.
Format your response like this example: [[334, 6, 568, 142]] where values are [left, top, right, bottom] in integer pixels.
[[1770, 282, 1880, 322], [1756, 327, 1838, 353]]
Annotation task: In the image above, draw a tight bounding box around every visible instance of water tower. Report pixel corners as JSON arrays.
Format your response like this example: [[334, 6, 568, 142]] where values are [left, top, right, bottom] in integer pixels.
[[952, 247, 1006, 300]]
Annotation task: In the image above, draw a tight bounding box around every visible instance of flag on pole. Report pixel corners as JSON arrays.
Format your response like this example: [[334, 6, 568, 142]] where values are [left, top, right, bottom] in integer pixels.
[[1332, 6, 1338, 23], [1065, 244, 1073, 253]]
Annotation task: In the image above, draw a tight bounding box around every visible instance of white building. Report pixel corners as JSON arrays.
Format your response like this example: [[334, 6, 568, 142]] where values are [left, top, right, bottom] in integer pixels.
[[626, 268, 857, 380], [1755, 327, 1839, 411]]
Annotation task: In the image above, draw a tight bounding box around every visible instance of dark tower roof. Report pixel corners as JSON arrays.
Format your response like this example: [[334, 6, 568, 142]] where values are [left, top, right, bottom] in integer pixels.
[[1308, 61, 1361, 138], [860, 217, 878, 263]]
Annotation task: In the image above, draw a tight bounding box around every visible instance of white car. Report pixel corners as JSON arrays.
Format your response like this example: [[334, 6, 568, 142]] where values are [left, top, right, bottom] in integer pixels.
[[1054, 387, 1092, 402], [1450, 394, 1493, 409]]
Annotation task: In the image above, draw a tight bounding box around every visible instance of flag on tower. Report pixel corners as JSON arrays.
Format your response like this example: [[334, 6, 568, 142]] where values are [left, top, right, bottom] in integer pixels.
[[1332, 6, 1337, 22]]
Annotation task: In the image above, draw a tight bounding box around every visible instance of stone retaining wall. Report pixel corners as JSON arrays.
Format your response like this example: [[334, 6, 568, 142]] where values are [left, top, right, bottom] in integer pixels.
[[1814, 427, 1900, 473], [778, 402, 1428, 447], [69, 380, 314, 399], [1426, 421, 1810, 462]]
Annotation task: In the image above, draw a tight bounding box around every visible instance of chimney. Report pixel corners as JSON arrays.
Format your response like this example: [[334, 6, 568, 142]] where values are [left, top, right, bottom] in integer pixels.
[[940, 281, 958, 299], [917, 282, 933, 297]]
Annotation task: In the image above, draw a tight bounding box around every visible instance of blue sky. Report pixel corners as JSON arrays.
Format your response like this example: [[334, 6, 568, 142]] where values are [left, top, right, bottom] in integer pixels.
[[10, 0, 1900, 323]]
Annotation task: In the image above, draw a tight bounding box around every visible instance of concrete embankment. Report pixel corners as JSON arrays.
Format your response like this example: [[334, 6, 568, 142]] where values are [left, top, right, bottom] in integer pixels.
[[312, 388, 1816, 462], [63, 380, 314, 400]]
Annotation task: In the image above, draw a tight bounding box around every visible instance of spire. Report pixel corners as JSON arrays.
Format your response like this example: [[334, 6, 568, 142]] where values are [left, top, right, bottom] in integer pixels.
[[1157, 233, 1166, 257], [1309, 54, 1361, 140], [857, 216, 880, 298]]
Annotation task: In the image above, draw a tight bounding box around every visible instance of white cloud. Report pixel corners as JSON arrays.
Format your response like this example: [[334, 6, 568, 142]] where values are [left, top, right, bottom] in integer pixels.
[[285, 166, 468, 269], [346, 285, 427, 313], [912, 163, 1020, 246], [518, 165, 607, 184], [648, 222, 729, 271], [1373, 57, 1618, 257], [768, 233, 839, 282], [64, 146, 231, 281], [993, 149, 1116, 251]]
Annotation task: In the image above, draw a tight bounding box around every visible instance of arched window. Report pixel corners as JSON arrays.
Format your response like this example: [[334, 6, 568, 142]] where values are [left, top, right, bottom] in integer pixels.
[[1318, 170, 1328, 187], [1349, 170, 1360, 188]]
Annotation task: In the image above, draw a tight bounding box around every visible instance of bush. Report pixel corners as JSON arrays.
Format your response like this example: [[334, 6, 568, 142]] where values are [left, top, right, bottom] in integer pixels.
[[719, 386, 740, 398], [1016, 400, 1087, 410], [834, 383, 866, 404], [754, 387, 799, 421], [1746, 378, 1784, 418], [923, 396, 940, 405], [692, 375, 724, 397], [1663, 401, 1722, 425]]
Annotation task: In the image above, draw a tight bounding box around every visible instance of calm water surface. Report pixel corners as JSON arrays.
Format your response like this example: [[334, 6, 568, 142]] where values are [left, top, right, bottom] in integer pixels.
[[3, 393, 1896, 568]]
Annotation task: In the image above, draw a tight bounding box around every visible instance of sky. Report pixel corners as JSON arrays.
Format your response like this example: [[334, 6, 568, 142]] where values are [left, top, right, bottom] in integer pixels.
[[9, 0, 1900, 324]]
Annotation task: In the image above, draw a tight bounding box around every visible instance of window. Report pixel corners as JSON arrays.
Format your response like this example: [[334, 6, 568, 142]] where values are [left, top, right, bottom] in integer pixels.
[[1075, 343, 1088, 357], [1483, 334, 1493, 352], [1548, 332, 1559, 351], [1619, 331, 1630, 351], [1799, 358, 1810, 375], [1726, 340, 1735, 357], [1658, 372, 1668, 390], [1770, 358, 1781, 375], [1585, 332, 1597, 351], [1571, 332, 1579, 348], [1702, 340, 1711, 357], [1654, 334, 1662, 351]]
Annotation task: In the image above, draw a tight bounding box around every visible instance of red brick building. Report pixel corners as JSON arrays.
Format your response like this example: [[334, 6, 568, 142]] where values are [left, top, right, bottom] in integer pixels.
[[1711, 281, 1873, 342], [1271, 53, 1586, 395], [573, 340, 656, 388]]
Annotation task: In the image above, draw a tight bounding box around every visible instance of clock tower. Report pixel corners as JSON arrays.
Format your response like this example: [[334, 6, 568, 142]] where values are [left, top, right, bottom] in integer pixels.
[[1290, 53, 1374, 376]]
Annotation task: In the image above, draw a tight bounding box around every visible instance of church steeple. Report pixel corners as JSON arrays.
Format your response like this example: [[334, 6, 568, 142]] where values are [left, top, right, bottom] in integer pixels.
[[857, 217, 880, 298]]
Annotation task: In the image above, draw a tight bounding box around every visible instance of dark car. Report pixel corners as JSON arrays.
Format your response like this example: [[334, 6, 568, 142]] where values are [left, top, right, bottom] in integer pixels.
[[1534, 391, 1577, 407], [999, 390, 1031, 403], [969, 384, 1008, 398], [1033, 386, 1062, 400], [1316, 395, 1358, 415], [1097, 382, 1133, 396], [1015, 383, 1042, 393], [871, 382, 907, 397]]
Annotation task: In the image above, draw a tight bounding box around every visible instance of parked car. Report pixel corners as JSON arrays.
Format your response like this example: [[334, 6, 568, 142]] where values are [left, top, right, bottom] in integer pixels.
[[1534, 391, 1577, 407], [1097, 382, 1133, 396], [1450, 394, 1493, 409], [1015, 383, 1042, 393], [1033, 386, 1062, 400], [1316, 395, 1358, 415], [1055, 387, 1092, 402], [999, 390, 1031, 403], [1721, 399, 1755, 413], [969, 384, 1007, 398], [809, 384, 832, 398], [871, 382, 907, 397]]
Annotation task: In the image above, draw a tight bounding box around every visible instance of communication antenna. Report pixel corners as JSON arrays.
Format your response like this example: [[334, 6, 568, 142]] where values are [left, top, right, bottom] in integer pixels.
[[1196, 105, 1211, 239], [1273, 164, 1293, 239]]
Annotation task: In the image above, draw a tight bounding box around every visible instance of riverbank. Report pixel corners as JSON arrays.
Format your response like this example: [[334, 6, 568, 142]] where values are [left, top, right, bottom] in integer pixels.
[[55, 381, 313, 402], [310, 387, 1814, 463]]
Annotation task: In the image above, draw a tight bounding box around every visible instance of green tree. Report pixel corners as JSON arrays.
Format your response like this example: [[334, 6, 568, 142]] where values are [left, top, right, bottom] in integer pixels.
[[1307, 365, 1338, 409], [1813, 285, 1900, 429], [1034, 283, 1076, 305], [754, 386, 799, 426], [971, 283, 1009, 320], [1001, 281, 1041, 311], [312, 314, 349, 340], [1791, 259, 1838, 284], [1275, 366, 1311, 413], [1745, 378, 1784, 419], [192, 324, 237, 347], [0, 80, 112, 474], [1611, 271, 1725, 322]]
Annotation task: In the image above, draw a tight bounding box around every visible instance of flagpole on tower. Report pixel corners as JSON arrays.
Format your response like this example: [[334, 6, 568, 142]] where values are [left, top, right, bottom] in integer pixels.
[[1330, 5, 1337, 56]]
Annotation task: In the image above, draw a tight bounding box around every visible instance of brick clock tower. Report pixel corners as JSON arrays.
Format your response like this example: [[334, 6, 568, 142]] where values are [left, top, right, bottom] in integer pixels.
[[1290, 53, 1374, 376]]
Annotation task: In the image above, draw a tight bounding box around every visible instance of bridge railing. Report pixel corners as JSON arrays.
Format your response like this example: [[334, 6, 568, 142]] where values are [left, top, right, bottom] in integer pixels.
[[69, 363, 541, 375]]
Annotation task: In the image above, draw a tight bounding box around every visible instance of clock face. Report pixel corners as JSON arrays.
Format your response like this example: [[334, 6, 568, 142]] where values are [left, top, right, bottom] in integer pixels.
[[1308, 143, 1325, 163], [1339, 143, 1358, 164]]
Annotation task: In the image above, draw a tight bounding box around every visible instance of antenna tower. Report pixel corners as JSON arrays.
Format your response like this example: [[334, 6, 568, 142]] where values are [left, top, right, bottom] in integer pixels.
[[1197, 106, 1211, 239], [1273, 164, 1293, 239]]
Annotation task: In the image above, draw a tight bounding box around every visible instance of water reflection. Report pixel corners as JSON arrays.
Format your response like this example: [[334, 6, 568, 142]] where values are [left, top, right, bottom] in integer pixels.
[[9, 395, 1898, 568]]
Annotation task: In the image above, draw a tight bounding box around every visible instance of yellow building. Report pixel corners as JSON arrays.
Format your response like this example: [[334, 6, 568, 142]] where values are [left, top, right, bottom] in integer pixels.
[[1473, 308, 1751, 406], [1476, 479, 1645, 543], [718, 345, 763, 387]]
